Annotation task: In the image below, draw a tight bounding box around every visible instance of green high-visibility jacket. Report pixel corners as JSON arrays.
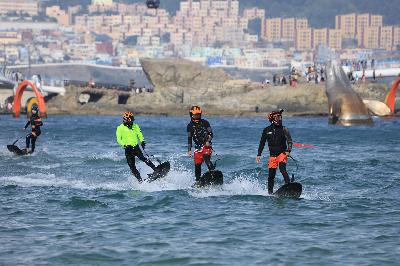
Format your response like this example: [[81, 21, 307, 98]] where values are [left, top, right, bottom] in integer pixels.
[[116, 123, 144, 148]]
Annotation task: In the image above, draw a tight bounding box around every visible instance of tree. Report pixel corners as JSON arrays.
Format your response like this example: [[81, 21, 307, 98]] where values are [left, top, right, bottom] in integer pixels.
[[95, 34, 112, 42], [123, 35, 139, 46], [248, 18, 262, 37], [161, 32, 170, 43], [213, 40, 224, 48]]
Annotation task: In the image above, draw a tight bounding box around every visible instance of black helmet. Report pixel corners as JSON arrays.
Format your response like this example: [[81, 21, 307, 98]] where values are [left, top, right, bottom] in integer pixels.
[[123, 111, 134, 123], [268, 109, 284, 124], [189, 106, 202, 122]]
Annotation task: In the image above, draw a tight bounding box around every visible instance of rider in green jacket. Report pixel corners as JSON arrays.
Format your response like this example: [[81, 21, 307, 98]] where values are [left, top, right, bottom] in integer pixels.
[[116, 112, 156, 182]]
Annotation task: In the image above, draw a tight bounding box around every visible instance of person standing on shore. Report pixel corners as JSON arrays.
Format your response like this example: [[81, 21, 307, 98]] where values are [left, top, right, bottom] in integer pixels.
[[256, 109, 293, 194], [116, 112, 156, 183], [24, 105, 43, 154], [187, 106, 215, 184]]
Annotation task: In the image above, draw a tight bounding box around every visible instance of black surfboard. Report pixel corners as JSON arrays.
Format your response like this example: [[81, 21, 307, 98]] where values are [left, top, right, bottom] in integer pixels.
[[7, 145, 28, 156], [147, 161, 171, 182], [274, 182, 302, 198], [196, 170, 224, 187]]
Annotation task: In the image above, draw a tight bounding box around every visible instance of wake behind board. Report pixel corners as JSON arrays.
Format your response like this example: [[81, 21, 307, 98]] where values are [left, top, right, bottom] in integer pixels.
[[274, 182, 302, 198], [197, 170, 224, 187], [7, 145, 27, 156], [147, 161, 171, 182]]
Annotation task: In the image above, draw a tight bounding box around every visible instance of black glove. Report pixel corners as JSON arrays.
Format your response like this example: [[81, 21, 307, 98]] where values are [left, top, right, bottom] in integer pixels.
[[141, 141, 146, 150]]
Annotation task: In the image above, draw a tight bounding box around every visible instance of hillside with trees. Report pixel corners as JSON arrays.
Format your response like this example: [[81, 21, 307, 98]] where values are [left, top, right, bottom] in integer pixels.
[[45, 0, 400, 27]]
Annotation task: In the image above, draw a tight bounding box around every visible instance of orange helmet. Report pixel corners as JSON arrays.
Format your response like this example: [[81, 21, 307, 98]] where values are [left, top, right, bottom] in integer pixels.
[[123, 111, 134, 123], [189, 106, 202, 122]]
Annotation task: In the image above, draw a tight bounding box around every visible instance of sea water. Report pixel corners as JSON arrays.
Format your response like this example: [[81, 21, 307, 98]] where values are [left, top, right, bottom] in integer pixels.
[[0, 115, 399, 265]]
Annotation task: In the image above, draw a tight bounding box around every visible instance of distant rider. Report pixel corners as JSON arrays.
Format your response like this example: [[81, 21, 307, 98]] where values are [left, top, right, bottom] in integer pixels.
[[24, 105, 43, 154], [256, 109, 293, 194], [187, 106, 215, 184], [116, 112, 156, 183]]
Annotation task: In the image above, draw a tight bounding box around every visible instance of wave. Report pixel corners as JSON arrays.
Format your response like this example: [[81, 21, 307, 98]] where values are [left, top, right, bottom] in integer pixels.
[[0, 173, 132, 191], [64, 197, 108, 208]]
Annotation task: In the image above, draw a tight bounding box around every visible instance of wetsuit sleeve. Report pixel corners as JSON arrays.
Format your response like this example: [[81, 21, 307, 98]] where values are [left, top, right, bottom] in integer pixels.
[[135, 124, 145, 142], [204, 120, 213, 142], [283, 127, 293, 152], [257, 128, 267, 156], [187, 123, 192, 151], [24, 120, 30, 129], [116, 125, 124, 147]]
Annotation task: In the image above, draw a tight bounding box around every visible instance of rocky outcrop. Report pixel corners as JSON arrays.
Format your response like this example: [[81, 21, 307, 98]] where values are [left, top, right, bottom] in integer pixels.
[[45, 59, 395, 116], [140, 58, 230, 90]]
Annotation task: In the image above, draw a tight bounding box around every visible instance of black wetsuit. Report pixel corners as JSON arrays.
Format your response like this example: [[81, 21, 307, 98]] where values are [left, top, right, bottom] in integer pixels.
[[258, 124, 293, 194], [125, 145, 156, 182], [187, 119, 214, 180], [24, 114, 43, 153]]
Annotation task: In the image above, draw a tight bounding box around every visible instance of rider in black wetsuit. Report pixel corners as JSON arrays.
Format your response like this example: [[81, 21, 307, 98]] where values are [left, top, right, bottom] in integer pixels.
[[187, 106, 214, 182], [24, 105, 43, 154], [256, 109, 293, 194]]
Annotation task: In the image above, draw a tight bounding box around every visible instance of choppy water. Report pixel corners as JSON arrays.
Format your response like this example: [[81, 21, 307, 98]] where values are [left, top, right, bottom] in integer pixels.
[[1, 115, 399, 265]]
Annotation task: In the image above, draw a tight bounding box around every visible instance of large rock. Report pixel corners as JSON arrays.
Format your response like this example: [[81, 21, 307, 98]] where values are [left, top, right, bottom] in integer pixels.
[[140, 58, 230, 90], [45, 59, 395, 117]]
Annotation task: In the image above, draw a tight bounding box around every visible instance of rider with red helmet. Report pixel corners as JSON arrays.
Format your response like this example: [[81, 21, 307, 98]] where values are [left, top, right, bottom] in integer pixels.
[[187, 106, 215, 183]]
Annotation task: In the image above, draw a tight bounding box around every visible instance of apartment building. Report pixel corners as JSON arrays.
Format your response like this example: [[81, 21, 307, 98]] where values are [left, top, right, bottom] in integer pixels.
[[0, 0, 39, 16], [46, 6, 70, 26], [312, 28, 328, 49], [336, 13, 383, 39], [328, 29, 342, 50], [359, 26, 380, 49], [335, 13, 357, 39], [263, 17, 308, 42], [295, 28, 312, 51], [0, 31, 22, 44], [380, 26, 393, 51], [393, 26, 400, 50], [243, 7, 265, 20]]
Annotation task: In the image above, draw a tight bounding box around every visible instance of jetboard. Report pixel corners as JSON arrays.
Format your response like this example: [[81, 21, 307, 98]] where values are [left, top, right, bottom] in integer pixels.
[[195, 170, 224, 187], [7, 145, 28, 156], [147, 161, 171, 182], [274, 182, 302, 198]]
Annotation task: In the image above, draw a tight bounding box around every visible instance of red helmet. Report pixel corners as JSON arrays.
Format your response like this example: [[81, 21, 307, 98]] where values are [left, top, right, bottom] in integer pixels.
[[268, 109, 284, 123]]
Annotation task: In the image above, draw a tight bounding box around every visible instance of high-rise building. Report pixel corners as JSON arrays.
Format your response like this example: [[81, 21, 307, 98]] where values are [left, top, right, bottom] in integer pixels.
[[243, 7, 265, 20], [356, 13, 370, 35], [393, 26, 400, 50], [359, 26, 380, 49], [336, 12, 383, 41], [296, 28, 312, 50], [380, 26, 393, 50], [335, 13, 357, 39], [370, 14, 383, 27], [263, 17, 308, 42], [312, 28, 328, 49], [0, 0, 39, 16], [328, 29, 342, 50], [263, 17, 282, 42], [295, 19, 308, 30], [281, 18, 295, 40]]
